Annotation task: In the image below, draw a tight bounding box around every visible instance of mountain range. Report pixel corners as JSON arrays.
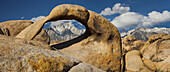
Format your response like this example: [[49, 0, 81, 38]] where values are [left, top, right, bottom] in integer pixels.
[[121, 27, 170, 41], [46, 23, 170, 42], [46, 23, 85, 41]]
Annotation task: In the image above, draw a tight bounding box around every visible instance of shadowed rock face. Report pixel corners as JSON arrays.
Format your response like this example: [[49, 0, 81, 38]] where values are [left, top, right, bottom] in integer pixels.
[[16, 4, 122, 71]]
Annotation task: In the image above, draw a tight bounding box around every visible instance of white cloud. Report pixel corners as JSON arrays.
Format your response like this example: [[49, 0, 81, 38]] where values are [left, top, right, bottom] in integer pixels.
[[30, 16, 45, 22], [100, 3, 130, 15], [141, 11, 170, 27], [21, 17, 24, 19], [50, 20, 73, 27], [30, 16, 73, 26], [111, 12, 144, 28], [111, 11, 170, 28], [100, 3, 170, 28]]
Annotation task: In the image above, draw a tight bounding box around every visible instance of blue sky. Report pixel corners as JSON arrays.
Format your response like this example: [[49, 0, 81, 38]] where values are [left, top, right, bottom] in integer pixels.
[[0, 0, 170, 29]]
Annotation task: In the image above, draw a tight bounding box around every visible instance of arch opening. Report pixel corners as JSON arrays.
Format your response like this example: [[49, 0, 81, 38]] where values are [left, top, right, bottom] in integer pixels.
[[45, 19, 91, 49]]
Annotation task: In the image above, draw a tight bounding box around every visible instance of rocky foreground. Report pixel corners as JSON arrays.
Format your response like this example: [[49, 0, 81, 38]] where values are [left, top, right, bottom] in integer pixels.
[[0, 20, 106, 72], [1, 20, 170, 72], [122, 33, 170, 72], [0, 4, 170, 72]]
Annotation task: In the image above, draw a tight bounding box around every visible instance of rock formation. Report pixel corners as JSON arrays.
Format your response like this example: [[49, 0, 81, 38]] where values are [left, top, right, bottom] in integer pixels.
[[16, 4, 122, 71], [123, 33, 170, 72], [0, 35, 78, 71], [0, 4, 170, 72], [0, 20, 50, 44], [69, 63, 106, 72], [122, 35, 145, 55], [141, 34, 170, 72], [0, 35, 107, 72], [0, 20, 33, 36], [125, 50, 152, 72]]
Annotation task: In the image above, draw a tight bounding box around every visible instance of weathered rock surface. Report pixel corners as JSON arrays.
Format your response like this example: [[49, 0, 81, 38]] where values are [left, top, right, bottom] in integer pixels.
[[126, 50, 145, 72], [122, 35, 145, 55], [59, 10, 122, 71], [140, 33, 168, 54], [152, 49, 170, 62], [1, 4, 170, 72], [16, 4, 89, 40], [0, 35, 81, 72], [136, 33, 170, 72], [154, 56, 170, 72], [0, 20, 33, 36], [141, 34, 170, 59], [33, 29, 50, 44], [69, 63, 106, 72], [142, 58, 157, 71], [16, 4, 122, 71], [0, 20, 50, 44], [147, 33, 168, 44]]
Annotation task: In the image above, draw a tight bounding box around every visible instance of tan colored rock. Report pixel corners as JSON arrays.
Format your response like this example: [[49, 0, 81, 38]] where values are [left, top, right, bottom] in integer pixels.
[[139, 43, 150, 54], [69, 63, 106, 72], [33, 29, 50, 44], [59, 10, 122, 71], [139, 34, 170, 72], [16, 4, 89, 40], [133, 40, 145, 50], [50, 40, 65, 46], [152, 49, 170, 62], [159, 40, 170, 50], [0, 35, 81, 72], [142, 58, 157, 71], [125, 50, 153, 72], [122, 35, 145, 54], [147, 33, 168, 44], [0, 20, 33, 36], [0, 20, 50, 44], [162, 35, 170, 40], [123, 35, 136, 45], [140, 33, 168, 54], [139, 68, 154, 72], [16, 18, 48, 39], [142, 34, 170, 60], [154, 56, 170, 72], [142, 40, 158, 59], [125, 50, 144, 72], [122, 35, 136, 52], [16, 4, 122, 71]]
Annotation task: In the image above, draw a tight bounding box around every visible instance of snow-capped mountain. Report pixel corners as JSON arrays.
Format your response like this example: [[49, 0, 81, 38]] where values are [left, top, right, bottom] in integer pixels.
[[46, 21, 170, 42], [121, 27, 170, 41], [46, 23, 85, 41]]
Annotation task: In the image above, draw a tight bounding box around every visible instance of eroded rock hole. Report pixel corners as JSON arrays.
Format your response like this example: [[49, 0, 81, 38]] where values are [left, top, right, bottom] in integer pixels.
[[44, 19, 86, 45]]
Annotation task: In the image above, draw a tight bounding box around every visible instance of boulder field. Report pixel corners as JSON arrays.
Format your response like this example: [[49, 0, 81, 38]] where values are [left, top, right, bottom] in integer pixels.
[[0, 4, 170, 72], [123, 34, 170, 72]]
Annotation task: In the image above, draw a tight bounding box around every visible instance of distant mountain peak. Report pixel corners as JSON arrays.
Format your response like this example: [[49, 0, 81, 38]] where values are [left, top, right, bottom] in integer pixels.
[[46, 23, 85, 41], [120, 27, 170, 41]]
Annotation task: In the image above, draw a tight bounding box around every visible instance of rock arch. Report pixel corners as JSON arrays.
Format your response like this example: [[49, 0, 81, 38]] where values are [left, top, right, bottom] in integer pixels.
[[16, 4, 122, 72]]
